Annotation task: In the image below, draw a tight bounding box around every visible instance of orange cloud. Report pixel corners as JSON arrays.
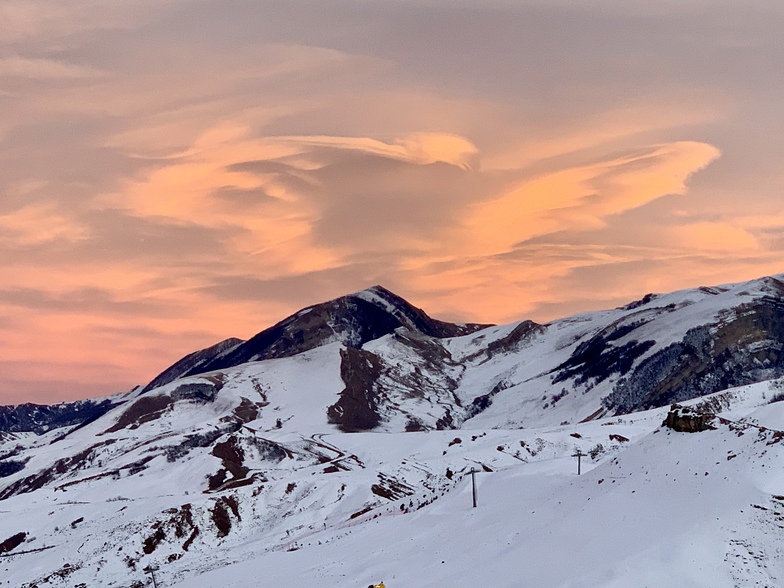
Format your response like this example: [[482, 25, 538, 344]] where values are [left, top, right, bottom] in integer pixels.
[[462, 141, 721, 257], [0, 56, 103, 79], [485, 102, 724, 171], [277, 132, 479, 169], [93, 120, 728, 333], [671, 222, 760, 253], [0, 203, 89, 245], [0, 0, 181, 44]]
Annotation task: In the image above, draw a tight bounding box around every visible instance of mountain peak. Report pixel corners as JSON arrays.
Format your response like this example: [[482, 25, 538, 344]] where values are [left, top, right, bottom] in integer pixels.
[[143, 286, 490, 391]]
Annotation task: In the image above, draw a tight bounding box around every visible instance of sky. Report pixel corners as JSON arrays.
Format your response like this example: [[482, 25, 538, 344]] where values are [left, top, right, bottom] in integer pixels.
[[2, 0, 784, 405]]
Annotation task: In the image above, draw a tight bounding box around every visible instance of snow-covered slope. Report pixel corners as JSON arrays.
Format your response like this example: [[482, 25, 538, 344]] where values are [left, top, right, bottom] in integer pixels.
[[444, 274, 784, 429], [320, 274, 784, 432], [180, 394, 784, 588], [3, 274, 784, 586], [2, 380, 784, 587]]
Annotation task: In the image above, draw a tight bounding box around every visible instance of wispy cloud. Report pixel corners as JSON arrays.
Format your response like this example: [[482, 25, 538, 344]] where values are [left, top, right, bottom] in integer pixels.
[[0, 56, 102, 79], [0, 203, 89, 245]]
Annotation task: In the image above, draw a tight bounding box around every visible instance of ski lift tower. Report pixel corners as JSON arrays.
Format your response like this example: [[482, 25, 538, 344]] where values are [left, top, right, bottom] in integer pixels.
[[572, 449, 586, 475], [143, 565, 160, 588]]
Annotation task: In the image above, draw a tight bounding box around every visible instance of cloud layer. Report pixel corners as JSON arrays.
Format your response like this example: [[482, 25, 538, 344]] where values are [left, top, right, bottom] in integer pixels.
[[2, 0, 784, 403]]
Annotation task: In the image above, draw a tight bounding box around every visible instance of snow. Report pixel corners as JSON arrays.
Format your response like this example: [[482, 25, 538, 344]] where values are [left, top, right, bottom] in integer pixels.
[[4, 379, 782, 587], [169, 394, 784, 588], [3, 275, 784, 587], [353, 287, 398, 313]]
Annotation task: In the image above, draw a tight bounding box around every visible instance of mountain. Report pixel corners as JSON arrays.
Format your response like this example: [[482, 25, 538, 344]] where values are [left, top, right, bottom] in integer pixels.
[[136, 276, 784, 434], [142, 338, 245, 393], [142, 285, 489, 392], [450, 274, 784, 429], [2, 276, 784, 587], [0, 397, 124, 436]]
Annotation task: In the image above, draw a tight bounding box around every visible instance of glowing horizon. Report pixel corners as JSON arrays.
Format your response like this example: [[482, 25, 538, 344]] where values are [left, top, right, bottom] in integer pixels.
[[2, 0, 784, 405]]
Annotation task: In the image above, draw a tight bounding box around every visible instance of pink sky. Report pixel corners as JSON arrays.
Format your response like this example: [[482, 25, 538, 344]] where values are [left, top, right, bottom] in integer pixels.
[[2, 0, 784, 405]]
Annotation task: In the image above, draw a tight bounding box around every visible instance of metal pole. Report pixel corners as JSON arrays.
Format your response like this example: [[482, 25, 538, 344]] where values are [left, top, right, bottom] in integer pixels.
[[572, 450, 585, 475], [471, 468, 477, 508], [145, 566, 159, 588]]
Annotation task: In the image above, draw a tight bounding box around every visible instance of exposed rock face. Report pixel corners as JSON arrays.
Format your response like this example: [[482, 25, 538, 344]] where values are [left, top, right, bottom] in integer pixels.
[[104, 395, 175, 434], [0, 460, 25, 478], [327, 348, 383, 432], [144, 286, 490, 391], [327, 327, 472, 432], [604, 291, 784, 414], [0, 399, 122, 435], [464, 381, 507, 421], [106, 381, 223, 434], [0, 440, 118, 500], [553, 332, 655, 386], [0, 532, 26, 554], [662, 404, 716, 433]]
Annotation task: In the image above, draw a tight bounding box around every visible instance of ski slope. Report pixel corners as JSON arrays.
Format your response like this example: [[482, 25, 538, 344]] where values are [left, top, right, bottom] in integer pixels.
[[169, 383, 784, 588]]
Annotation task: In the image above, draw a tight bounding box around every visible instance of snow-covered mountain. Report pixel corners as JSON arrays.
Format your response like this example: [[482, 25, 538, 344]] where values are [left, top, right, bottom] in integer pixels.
[[2, 276, 784, 587], [143, 285, 489, 393]]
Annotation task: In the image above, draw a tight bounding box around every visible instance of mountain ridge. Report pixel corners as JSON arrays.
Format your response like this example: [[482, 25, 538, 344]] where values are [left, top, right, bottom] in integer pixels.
[[4, 275, 784, 433], [2, 274, 784, 586], [142, 284, 491, 395]]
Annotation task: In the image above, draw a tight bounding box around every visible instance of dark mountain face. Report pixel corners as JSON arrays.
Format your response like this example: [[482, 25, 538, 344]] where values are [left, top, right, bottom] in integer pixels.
[[0, 398, 122, 436], [142, 338, 244, 393], [604, 293, 784, 414], [327, 347, 384, 432], [144, 285, 490, 391]]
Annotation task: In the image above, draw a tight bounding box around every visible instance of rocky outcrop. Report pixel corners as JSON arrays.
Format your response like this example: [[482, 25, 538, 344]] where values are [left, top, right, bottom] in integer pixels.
[[0, 532, 26, 554], [327, 348, 383, 432], [481, 320, 545, 358], [552, 317, 656, 387], [662, 404, 715, 433]]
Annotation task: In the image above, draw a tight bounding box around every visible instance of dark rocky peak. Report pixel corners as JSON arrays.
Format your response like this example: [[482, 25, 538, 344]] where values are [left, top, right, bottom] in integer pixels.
[[349, 285, 491, 339], [148, 285, 491, 387], [142, 337, 244, 393]]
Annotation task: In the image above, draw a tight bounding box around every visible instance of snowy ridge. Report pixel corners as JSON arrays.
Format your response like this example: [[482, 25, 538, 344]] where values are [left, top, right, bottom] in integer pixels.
[[2, 274, 784, 586]]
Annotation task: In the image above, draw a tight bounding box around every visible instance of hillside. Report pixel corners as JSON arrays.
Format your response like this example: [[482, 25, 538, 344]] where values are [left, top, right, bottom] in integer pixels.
[[177, 386, 784, 587], [2, 275, 784, 586]]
